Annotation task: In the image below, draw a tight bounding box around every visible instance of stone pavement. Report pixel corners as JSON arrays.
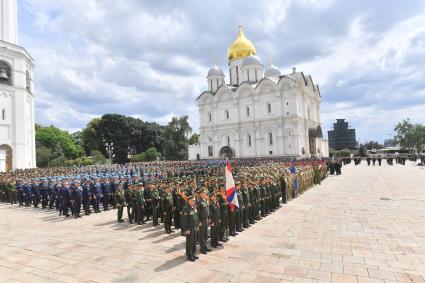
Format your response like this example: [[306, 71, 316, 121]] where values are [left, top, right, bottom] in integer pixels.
[[1, 163, 425, 283]]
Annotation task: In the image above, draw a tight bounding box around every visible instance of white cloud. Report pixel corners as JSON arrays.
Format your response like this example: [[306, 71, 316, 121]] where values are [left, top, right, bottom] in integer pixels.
[[17, 0, 425, 143]]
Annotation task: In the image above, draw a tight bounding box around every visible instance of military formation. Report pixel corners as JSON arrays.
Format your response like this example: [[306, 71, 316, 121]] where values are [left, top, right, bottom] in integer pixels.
[[0, 158, 327, 261]]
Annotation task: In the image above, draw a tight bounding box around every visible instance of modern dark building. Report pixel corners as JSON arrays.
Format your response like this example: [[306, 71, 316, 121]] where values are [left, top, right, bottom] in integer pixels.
[[328, 119, 357, 150], [384, 138, 398, 147]]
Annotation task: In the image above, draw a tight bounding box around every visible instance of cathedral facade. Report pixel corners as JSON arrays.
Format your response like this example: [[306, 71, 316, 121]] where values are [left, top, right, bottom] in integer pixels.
[[189, 26, 328, 160], [0, 0, 36, 171]]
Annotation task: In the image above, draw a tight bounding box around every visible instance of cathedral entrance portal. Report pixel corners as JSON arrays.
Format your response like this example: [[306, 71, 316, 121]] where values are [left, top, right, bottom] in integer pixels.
[[219, 146, 235, 158], [308, 126, 323, 157], [0, 144, 12, 172]]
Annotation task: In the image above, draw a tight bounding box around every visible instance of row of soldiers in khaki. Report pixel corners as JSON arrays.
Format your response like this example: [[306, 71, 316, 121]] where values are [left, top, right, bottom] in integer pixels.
[[110, 162, 327, 262], [0, 161, 328, 262], [0, 177, 16, 204]]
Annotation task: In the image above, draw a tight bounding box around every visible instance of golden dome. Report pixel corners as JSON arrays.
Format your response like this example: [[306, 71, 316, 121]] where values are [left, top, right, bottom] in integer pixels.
[[227, 25, 257, 62]]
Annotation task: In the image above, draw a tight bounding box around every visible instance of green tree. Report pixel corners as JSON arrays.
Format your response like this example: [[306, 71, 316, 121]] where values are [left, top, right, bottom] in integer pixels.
[[70, 131, 83, 146], [144, 147, 160, 161], [98, 114, 135, 164], [363, 141, 384, 150], [36, 146, 55, 168], [338, 148, 352, 157], [48, 156, 67, 167], [188, 133, 199, 145], [131, 152, 146, 162], [36, 125, 84, 167], [394, 119, 425, 152], [162, 116, 192, 160], [358, 144, 367, 157], [81, 118, 103, 155], [141, 122, 163, 152], [90, 150, 107, 165]]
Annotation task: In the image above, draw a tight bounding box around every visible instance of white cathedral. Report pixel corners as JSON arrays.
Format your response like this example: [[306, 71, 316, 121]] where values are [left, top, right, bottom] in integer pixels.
[[0, 0, 36, 171], [189, 26, 328, 160]]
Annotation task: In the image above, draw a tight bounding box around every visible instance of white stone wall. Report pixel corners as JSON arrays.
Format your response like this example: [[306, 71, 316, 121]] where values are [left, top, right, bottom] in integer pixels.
[[0, 0, 18, 44], [188, 143, 200, 160], [196, 71, 327, 159], [0, 40, 36, 171]]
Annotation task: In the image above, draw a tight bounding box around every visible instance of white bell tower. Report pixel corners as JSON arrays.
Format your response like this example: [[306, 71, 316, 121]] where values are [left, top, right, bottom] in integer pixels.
[[0, 0, 36, 171], [0, 0, 18, 44]]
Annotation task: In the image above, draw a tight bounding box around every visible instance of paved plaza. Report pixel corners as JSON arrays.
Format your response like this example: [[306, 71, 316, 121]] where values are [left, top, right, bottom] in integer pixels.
[[1, 163, 425, 283]]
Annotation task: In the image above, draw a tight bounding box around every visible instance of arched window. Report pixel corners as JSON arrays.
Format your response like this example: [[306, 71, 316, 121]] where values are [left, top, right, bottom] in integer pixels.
[[269, 132, 273, 145], [0, 61, 12, 86], [208, 112, 212, 122], [248, 134, 252, 147], [246, 107, 250, 117], [267, 103, 271, 113], [1, 109, 5, 120], [26, 70, 31, 92], [227, 136, 230, 146], [225, 110, 229, 120]]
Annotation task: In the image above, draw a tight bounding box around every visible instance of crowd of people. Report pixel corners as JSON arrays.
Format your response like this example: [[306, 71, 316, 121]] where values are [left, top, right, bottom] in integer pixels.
[[0, 158, 328, 261]]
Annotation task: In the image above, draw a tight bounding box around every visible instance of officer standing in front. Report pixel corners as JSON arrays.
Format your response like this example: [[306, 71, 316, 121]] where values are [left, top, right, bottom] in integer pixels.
[[181, 194, 199, 262]]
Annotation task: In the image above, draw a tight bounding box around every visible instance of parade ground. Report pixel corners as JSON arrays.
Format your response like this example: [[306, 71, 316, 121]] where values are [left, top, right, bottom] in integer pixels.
[[1, 163, 424, 283]]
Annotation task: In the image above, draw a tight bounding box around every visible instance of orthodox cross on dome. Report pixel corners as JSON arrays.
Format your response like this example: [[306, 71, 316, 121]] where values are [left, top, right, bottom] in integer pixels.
[[212, 51, 217, 65]]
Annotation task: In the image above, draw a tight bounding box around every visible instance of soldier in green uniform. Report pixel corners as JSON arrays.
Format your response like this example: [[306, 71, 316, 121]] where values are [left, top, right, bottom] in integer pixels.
[[208, 191, 222, 248], [116, 183, 126, 222], [172, 181, 182, 230], [314, 165, 321, 185], [218, 183, 229, 242], [259, 177, 266, 217], [0, 180, 6, 202], [196, 187, 211, 254], [125, 184, 134, 223], [253, 179, 261, 221], [144, 182, 152, 222], [181, 194, 199, 262], [151, 184, 160, 226], [135, 183, 145, 225], [158, 181, 165, 224], [235, 180, 244, 233], [130, 185, 138, 224], [248, 184, 256, 224], [241, 181, 250, 228], [162, 185, 174, 234]]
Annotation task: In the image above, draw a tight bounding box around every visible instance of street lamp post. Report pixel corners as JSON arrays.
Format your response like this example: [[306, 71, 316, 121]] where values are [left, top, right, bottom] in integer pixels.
[[127, 146, 133, 162], [105, 142, 115, 164]]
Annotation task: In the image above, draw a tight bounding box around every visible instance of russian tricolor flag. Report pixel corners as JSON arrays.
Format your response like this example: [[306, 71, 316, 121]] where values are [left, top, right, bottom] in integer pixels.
[[225, 160, 239, 209]]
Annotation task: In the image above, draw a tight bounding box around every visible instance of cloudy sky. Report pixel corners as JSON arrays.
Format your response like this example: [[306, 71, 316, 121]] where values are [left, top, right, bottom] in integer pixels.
[[17, 0, 425, 143]]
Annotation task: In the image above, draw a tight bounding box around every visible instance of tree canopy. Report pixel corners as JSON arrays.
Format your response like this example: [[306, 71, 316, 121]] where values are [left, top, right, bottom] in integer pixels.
[[35, 125, 84, 167], [35, 114, 192, 167], [188, 133, 199, 145], [362, 141, 384, 150], [162, 116, 192, 160], [394, 119, 425, 152]]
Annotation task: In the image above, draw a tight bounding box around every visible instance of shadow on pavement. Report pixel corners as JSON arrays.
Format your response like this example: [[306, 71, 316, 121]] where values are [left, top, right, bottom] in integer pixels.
[[153, 255, 187, 272], [152, 232, 181, 244]]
